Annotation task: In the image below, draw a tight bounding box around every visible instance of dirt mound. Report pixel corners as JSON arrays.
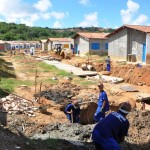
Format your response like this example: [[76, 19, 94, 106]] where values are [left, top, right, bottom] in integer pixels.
[[125, 110, 150, 150], [111, 65, 150, 86]]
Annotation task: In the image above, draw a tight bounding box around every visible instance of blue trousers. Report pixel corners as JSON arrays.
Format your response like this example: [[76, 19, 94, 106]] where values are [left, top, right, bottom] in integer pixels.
[[106, 64, 110, 71], [66, 114, 79, 123], [94, 139, 121, 150], [94, 107, 105, 122], [92, 131, 121, 150]]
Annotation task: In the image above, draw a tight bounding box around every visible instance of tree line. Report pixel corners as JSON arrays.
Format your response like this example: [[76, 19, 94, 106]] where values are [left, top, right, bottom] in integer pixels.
[[0, 22, 114, 41]]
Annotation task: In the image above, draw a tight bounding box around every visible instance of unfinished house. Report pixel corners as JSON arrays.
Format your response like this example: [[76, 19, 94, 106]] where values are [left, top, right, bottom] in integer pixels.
[[40, 39, 47, 51], [46, 38, 72, 51], [73, 32, 108, 55], [107, 25, 150, 64]]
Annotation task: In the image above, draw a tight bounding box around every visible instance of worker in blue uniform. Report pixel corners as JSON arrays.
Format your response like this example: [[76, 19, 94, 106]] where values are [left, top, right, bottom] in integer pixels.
[[105, 56, 111, 71], [65, 100, 80, 123], [94, 83, 110, 122], [92, 102, 131, 150]]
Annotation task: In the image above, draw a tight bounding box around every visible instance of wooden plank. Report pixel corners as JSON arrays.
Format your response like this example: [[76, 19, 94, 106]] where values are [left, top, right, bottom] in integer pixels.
[[120, 85, 138, 92]]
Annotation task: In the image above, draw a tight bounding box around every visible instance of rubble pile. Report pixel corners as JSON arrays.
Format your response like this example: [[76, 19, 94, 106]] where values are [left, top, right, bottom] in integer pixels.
[[32, 123, 95, 147], [38, 83, 81, 104], [124, 110, 150, 150], [0, 94, 38, 116], [31, 110, 150, 150]]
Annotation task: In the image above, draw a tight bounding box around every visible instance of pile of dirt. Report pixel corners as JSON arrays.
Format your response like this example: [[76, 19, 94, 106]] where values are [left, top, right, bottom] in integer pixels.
[[111, 64, 150, 86], [124, 110, 150, 150]]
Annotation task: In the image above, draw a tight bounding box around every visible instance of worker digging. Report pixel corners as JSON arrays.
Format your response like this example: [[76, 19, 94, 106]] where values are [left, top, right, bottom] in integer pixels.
[[65, 99, 81, 123], [92, 102, 131, 150]]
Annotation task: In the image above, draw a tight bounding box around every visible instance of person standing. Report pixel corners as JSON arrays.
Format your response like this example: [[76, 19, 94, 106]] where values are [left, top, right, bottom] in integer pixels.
[[65, 100, 80, 123], [94, 83, 109, 122], [105, 56, 111, 71], [92, 102, 131, 150]]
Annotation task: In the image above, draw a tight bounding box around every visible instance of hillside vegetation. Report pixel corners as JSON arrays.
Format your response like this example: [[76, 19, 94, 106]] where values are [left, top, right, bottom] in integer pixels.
[[0, 22, 114, 41]]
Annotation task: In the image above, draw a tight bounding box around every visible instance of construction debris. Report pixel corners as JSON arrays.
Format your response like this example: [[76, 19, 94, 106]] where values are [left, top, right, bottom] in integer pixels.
[[101, 75, 124, 84], [136, 93, 150, 102], [120, 85, 139, 92], [0, 94, 38, 116]]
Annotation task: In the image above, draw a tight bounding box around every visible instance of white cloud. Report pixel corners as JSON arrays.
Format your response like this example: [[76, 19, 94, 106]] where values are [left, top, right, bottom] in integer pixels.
[[120, 0, 148, 25], [53, 21, 63, 28], [50, 12, 66, 20], [33, 0, 52, 12], [78, 12, 98, 27], [0, 0, 66, 27], [20, 14, 40, 26], [0, 0, 40, 26], [42, 11, 67, 20], [79, 0, 89, 5], [133, 14, 148, 25]]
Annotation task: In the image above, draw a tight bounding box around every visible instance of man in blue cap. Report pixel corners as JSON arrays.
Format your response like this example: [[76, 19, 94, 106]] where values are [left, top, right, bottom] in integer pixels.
[[94, 82, 110, 122], [92, 102, 131, 150]]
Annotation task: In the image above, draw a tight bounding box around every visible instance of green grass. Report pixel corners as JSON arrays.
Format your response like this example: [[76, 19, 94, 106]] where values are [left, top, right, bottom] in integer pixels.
[[38, 62, 58, 72], [38, 62, 73, 77], [56, 70, 73, 77], [42, 78, 59, 84], [0, 78, 34, 93], [73, 77, 95, 86]]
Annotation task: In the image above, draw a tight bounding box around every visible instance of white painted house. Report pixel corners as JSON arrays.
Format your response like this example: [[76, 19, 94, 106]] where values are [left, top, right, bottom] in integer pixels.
[[73, 32, 108, 55], [46, 38, 72, 51], [107, 25, 150, 64]]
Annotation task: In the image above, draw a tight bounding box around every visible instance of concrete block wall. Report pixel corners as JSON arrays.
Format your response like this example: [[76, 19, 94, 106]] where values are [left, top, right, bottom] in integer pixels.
[[74, 36, 89, 54], [89, 39, 108, 55], [108, 28, 128, 60], [128, 28, 146, 62], [146, 33, 150, 64]]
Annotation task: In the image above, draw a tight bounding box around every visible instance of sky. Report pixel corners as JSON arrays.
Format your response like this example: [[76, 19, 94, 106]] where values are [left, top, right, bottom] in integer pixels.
[[0, 0, 150, 29]]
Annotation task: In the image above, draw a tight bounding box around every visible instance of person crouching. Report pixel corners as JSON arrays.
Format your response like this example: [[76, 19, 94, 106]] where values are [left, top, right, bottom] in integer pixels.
[[92, 102, 131, 150], [65, 100, 80, 123]]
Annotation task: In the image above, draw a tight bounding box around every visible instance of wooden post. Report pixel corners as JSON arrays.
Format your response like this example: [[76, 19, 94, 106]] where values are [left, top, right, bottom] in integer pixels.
[[38, 82, 42, 104], [88, 52, 90, 65], [34, 69, 37, 100]]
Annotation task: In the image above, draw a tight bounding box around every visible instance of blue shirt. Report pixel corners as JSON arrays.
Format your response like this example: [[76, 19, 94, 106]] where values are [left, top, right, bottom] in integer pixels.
[[98, 91, 109, 111], [65, 103, 80, 117], [92, 111, 129, 143]]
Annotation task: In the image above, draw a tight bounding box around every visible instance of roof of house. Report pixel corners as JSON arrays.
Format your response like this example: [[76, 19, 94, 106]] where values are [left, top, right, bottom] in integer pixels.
[[107, 25, 150, 37], [73, 32, 108, 39], [47, 38, 71, 42], [6, 41, 40, 44], [40, 39, 47, 43], [0, 40, 5, 44]]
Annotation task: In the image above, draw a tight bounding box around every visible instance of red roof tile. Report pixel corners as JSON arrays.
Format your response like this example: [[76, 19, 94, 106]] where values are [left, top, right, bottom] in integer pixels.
[[125, 25, 150, 33], [73, 32, 108, 39], [107, 25, 150, 37], [48, 38, 71, 42]]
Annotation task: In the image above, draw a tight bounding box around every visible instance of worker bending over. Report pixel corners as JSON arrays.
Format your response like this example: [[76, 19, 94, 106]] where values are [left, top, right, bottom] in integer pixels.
[[65, 100, 80, 123], [92, 102, 131, 150]]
